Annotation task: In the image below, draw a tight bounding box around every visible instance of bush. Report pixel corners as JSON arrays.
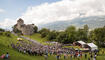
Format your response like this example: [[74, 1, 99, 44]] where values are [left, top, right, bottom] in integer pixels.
[[0, 28, 5, 32], [0, 32, 3, 35], [4, 31, 11, 37]]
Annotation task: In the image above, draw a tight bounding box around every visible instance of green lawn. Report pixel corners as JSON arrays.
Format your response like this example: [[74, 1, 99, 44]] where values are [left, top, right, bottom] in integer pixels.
[[0, 33, 105, 60], [0, 33, 44, 60], [24, 33, 50, 45]]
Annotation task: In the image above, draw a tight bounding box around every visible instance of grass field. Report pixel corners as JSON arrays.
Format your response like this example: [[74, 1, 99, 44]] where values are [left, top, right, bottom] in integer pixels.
[[0, 33, 105, 60], [24, 33, 49, 45], [0, 33, 45, 60]]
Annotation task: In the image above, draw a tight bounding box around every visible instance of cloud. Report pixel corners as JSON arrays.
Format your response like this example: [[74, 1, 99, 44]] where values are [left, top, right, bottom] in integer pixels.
[[0, 18, 16, 30], [1, 0, 105, 29], [0, 9, 5, 13], [20, 0, 105, 25]]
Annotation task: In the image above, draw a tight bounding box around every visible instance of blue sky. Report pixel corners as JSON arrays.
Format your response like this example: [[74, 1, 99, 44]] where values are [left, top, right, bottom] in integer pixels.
[[0, 0, 61, 21]]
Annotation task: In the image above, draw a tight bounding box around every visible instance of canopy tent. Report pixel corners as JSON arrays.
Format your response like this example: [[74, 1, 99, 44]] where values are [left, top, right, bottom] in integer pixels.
[[76, 41, 86, 48], [77, 41, 86, 45], [87, 43, 98, 51]]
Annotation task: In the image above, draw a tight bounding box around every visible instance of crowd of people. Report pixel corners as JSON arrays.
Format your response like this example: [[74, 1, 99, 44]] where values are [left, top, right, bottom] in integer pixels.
[[10, 40, 98, 60]]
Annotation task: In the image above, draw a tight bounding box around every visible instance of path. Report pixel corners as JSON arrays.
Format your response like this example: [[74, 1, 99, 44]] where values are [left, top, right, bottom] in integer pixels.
[[11, 32, 43, 46], [20, 36, 43, 46]]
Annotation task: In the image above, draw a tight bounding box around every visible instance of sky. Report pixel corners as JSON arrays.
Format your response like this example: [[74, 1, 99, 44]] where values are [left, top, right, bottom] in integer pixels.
[[0, 0, 105, 29]]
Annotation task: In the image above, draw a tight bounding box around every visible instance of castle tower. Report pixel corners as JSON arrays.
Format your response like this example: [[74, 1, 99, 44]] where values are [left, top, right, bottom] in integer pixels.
[[17, 18, 25, 31], [17, 18, 24, 26]]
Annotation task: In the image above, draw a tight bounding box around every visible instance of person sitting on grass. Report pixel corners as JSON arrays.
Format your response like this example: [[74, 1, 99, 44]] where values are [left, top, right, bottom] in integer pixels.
[[0, 54, 5, 59], [4, 52, 9, 59]]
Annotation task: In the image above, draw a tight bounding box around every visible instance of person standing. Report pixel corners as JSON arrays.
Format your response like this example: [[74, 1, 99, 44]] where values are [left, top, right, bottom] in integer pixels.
[[90, 54, 93, 59], [56, 54, 60, 60], [88, 58, 90, 60], [44, 54, 48, 60], [85, 53, 87, 59], [64, 53, 66, 59], [70, 54, 72, 60]]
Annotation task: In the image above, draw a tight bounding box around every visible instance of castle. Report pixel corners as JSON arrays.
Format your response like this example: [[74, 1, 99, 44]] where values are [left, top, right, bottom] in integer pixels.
[[15, 18, 35, 35]]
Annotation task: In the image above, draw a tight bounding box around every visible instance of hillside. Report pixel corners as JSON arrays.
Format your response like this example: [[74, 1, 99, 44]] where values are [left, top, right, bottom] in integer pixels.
[[0, 32, 45, 60], [24, 33, 49, 45], [0, 32, 62, 60], [0, 32, 105, 60], [39, 16, 105, 30]]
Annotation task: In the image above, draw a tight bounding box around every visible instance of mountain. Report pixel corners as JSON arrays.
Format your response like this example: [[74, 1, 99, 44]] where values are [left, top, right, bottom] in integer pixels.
[[38, 16, 105, 30]]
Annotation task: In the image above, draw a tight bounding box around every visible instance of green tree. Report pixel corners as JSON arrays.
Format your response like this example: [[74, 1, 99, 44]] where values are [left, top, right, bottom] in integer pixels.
[[0, 28, 5, 32], [33, 26, 38, 33], [39, 28, 50, 38], [0, 28, 5, 35], [56, 32, 68, 43], [89, 27, 105, 47], [56, 26, 77, 44], [76, 25, 89, 42], [83, 24, 89, 41], [47, 30, 57, 40], [77, 28, 88, 42], [4, 31, 11, 37], [66, 26, 77, 43], [84, 24, 89, 33]]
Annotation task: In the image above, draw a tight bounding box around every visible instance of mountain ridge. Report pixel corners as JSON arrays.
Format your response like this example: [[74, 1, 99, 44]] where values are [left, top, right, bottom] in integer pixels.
[[38, 16, 105, 30]]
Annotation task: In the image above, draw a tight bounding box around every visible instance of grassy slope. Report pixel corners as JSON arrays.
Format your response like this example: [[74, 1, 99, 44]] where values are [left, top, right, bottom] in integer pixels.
[[24, 33, 48, 45], [0, 33, 45, 60], [0, 33, 105, 60]]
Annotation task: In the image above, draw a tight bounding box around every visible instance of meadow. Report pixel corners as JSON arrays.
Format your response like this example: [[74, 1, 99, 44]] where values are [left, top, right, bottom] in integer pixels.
[[0, 33, 105, 60]]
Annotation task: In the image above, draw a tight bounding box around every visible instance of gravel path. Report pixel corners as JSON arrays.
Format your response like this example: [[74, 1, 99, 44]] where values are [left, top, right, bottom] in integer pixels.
[[20, 36, 43, 46], [11, 32, 43, 46]]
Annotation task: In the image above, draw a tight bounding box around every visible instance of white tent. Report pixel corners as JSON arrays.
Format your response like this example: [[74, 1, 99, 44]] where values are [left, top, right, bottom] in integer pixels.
[[87, 43, 98, 51], [77, 41, 86, 45], [77, 41, 86, 48]]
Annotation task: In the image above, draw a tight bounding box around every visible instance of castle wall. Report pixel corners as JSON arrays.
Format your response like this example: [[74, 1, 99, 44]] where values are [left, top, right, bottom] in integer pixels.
[[16, 19, 35, 35]]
